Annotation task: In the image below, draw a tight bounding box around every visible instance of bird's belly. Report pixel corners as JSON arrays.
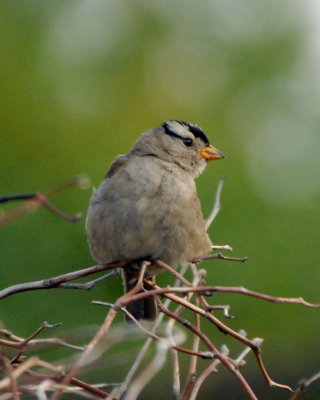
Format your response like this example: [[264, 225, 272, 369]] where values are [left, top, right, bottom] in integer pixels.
[[87, 175, 211, 268]]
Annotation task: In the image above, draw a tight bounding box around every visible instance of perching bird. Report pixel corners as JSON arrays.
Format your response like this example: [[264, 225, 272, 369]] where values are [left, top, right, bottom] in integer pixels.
[[86, 120, 225, 320]]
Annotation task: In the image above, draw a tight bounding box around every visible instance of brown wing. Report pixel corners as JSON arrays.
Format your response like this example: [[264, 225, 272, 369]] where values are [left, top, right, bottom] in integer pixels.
[[105, 155, 130, 179]]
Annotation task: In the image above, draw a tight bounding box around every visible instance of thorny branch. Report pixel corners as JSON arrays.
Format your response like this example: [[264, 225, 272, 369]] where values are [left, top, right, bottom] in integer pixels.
[[1, 177, 319, 400]]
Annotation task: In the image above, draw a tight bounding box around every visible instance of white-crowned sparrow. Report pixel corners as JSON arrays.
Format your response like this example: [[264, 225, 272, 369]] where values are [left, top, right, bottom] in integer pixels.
[[86, 120, 225, 320]]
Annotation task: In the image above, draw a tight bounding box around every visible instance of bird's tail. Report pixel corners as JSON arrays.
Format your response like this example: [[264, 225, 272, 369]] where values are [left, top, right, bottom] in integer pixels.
[[122, 265, 157, 322]]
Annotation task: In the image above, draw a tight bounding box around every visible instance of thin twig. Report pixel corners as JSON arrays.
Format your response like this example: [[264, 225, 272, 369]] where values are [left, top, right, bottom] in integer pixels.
[[51, 264, 150, 400], [166, 318, 180, 399], [0, 322, 61, 350], [123, 340, 172, 400], [0, 327, 85, 351], [193, 252, 248, 263], [0, 358, 64, 390], [112, 264, 189, 400], [205, 176, 226, 231], [162, 290, 292, 392], [155, 259, 192, 287], [0, 261, 124, 300], [45, 175, 90, 197], [211, 244, 233, 252], [188, 345, 230, 400], [2, 170, 316, 400], [0, 175, 90, 227], [158, 302, 259, 400], [199, 298, 235, 319], [51, 307, 118, 400], [203, 286, 320, 308], [110, 300, 168, 399], [25, 380, 104, 400], [0, 194, 36, 203], [187, 338, 256, 400], [40, 198, 82, 223], [24, 370, 112, 399], [1, 356, 20, 400], [122, 284, 320, 309], [167, 266, 203, 398], [93, 301, 212, 360], [290, 370, 320, 400], [234, 337, 264, 368], [59, 271, 118, 290], [181, 297, 200, 400], [122, 285, 295, 391]]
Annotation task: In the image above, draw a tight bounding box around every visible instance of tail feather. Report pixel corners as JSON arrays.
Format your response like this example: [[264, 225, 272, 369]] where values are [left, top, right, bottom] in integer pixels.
[[122, 266, 157, 322]]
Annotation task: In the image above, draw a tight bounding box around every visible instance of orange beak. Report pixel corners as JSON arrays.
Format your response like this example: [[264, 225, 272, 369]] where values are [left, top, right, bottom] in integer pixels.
[[197, 145, 225, 161]]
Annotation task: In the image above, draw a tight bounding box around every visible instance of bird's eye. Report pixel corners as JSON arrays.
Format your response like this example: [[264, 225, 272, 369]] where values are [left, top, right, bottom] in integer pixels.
[[182, 137, 193, 147]]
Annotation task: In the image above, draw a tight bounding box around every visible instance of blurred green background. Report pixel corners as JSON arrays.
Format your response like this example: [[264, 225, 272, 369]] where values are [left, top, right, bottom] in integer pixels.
[[1, 1, 320, 399]]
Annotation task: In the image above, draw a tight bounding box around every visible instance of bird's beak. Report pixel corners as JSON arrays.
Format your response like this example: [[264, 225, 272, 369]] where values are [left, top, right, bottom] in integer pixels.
[[197, 145, 225, 161]]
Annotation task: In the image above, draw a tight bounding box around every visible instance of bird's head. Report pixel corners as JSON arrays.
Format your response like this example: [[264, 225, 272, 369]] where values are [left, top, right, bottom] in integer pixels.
[[131, 120, 225, 178]]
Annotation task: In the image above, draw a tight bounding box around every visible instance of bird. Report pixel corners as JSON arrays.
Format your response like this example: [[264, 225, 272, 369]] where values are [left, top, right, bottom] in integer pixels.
[[86, 120, 225, 321]]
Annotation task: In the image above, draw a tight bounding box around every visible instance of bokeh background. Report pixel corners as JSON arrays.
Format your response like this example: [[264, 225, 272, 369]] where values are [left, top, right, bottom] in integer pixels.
[[1, 1, 320, 399]]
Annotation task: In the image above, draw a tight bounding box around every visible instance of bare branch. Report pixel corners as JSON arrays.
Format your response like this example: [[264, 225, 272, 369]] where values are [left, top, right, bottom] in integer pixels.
[[1, 356, 19, 400], [212, 244, 233, 252], [0, 357, 64, 391], [123, 283, 320, 309], [51, 307, 118, 400], [51, 264, 149, 400], [0, 194, 36, 203], [290, 370, 320, 400], [0, 175, 90, 227], [154, 259, 192, 287], [123, 340, 171, 400], [40, 198, 82, 223], [0, 262, 124, 300], [93, 301, 213, 360], [158, 301, 259, 400], [204, 286, 320, 308], [23, 370, 113, 399], [205, 176, 226, 231], [181, 297, 201, 399], [0, 326, 85, 352], [112, 264, 190, 400], [59, 271, 118, 290], [189, 345, 230, 400], [165, 267, 204, 399], [122, 285, 298, 391], [0, 322, 61, 350], [1, 169, 317, 400], [193, 252, 248, 263]]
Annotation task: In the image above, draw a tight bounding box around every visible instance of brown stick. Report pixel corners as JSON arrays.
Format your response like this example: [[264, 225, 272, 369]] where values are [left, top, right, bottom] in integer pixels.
[[193, 252, 248, 263], [51, 307, 118, 400], [120, 285, 295, 391], [157, 301, 259, 400], [0, 175, 90, 227], [51, 263, 150, 400], [0, 322, 61, 349], [121, 284, 320, 309], [24, 369, 114, 399], [0, 261, 125, 300], [2, 356, 20, 400]]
